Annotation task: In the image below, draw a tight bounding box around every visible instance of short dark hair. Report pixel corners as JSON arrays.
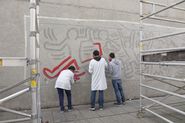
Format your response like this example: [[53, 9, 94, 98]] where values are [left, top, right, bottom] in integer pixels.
[[93, 50, 99, 56], [109, 52, 115, 58], [68, 66, 76, 71]]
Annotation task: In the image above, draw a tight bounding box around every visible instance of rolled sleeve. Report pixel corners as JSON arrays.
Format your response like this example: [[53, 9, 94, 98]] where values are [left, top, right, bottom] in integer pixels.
[[89, 61, 93, 74]]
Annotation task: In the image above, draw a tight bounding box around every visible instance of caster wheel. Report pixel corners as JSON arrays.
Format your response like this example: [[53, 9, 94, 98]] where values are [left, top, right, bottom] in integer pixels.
[[137, 111, 144, 118]]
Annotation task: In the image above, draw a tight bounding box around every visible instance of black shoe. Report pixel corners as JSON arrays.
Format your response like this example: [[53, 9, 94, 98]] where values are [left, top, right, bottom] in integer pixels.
[[114, 102, 122, 105]]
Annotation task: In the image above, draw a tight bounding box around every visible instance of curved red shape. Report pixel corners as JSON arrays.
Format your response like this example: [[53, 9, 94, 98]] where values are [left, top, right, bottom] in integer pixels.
[[93, 42, 103, 56], [81, 42, 103, 63], [43, 56, 85, 79]]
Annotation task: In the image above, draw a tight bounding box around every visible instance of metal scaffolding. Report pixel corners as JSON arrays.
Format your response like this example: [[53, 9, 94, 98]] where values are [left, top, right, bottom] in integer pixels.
[[0, 0, 41, 123], [138, 0, 185, 123]]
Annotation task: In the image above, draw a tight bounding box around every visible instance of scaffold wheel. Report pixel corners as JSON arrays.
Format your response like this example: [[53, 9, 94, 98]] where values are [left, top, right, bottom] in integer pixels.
[[137, 110, 145, 118]]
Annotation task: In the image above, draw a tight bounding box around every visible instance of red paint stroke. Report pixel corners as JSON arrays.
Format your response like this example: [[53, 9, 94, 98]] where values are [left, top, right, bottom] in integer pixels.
[[43, 56, 85, 79], [74, 72, 86, 80], [44, 56, 71, 74], [93, 42, 103, 56], [81, 42, 103, 63], [81, 58, 92, 64]]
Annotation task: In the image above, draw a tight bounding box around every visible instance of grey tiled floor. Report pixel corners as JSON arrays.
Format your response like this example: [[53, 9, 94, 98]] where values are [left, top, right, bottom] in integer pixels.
[[1, 99, 185, 123]]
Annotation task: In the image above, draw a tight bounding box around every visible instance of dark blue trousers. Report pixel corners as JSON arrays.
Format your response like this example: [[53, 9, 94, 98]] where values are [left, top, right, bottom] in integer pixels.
[[91, 90, 104, 108], [57, 88, 72, 111], [112, 79, 125, 104]]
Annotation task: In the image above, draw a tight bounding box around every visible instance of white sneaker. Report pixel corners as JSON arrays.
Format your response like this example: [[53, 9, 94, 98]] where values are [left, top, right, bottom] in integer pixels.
[[99, 108, 103, 111], [60, 111, 64, 113], [68, 109, 72, 112], [89, 107, 96, 111]]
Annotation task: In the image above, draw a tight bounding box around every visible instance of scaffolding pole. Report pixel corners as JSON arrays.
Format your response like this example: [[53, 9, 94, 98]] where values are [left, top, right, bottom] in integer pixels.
[[141, 0, 185, 20], [141, 61, 185, 66], [149, 16, 185, 25], [0, 57, 27, 67], [139, 0, 185, 122], [0, 107, 31, 118], [0, 118, 31, 123], [29, 0, 40, 123], [0, 88, 30, 104], [143, 84, 185, 109], [141, 84, 185, 99], [0, 76, 33, 94], [139, 0, 144, 112], [36, 1, 41, 122], [141, 47, 185, 54], [141, 0, 185, 12], [143, 73, 185, 83], [141, 31, 185, 42], [144, 108, 174, 123], [141, 95, 185, 115], [0, 0, 40, 123]]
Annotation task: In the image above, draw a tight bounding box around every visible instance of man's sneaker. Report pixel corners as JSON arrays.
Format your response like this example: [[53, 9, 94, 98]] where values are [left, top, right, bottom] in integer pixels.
[[68, 109, 72, 112], [114, 102, 122, 105], [68, 107, 73, 112], [122, 102, 126, 105], [60, 111, 64, 113], [89, 107, 96, 111], [99, 108, 103, 111]]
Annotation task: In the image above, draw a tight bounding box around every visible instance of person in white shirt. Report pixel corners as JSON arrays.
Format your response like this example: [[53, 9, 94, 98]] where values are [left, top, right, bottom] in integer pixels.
[[55, 66, 75, 112], [89, 50, 108, 111]]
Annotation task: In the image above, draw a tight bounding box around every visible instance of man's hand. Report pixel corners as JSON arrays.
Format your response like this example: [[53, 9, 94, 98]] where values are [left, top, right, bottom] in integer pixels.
[[108, 57, 112, 62]]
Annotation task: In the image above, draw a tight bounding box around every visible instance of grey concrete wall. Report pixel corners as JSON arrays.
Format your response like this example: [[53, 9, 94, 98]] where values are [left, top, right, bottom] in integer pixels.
[[0, 0, 185, 109]]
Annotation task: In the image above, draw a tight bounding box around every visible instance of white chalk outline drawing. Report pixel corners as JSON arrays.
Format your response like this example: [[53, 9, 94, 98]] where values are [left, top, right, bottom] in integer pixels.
[[43, 27, 58, 41], [39, 20, 184, 80]]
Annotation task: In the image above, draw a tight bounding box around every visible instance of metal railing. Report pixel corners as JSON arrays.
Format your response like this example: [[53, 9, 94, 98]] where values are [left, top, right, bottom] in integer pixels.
[[0, 0, 41, 123], [0, 74, 40, 123], [139, 0, 185, 122]]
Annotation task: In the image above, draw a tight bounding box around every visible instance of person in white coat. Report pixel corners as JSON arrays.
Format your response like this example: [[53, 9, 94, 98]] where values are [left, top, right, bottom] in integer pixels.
[[55, 66, 75, 112], [89, 50, 108, 111]]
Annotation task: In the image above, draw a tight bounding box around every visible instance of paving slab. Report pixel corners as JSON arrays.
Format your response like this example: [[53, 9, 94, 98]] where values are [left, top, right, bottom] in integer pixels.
[[1, 99, 185, 123]]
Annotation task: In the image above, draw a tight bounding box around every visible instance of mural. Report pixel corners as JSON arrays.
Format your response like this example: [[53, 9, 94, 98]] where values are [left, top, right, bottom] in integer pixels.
[[42, 26, 105, 80], [39, 20, 185, 82], [43, 56, 86, 80], [21, 17, 185, 106]]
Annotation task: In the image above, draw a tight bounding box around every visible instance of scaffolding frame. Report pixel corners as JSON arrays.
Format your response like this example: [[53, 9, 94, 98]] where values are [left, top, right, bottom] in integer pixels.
[[0, 0, 41, 123], [139, 0, 185, 122]]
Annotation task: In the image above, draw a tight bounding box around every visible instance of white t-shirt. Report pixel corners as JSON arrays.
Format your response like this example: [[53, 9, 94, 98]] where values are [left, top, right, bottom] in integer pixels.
[[89, 57, 108, 91], [55, 70, 74, 90]]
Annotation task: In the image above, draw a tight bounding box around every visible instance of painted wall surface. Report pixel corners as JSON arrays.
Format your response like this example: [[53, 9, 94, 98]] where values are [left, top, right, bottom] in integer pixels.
[[0, 0, 185, 109], [25, 18, 185, 107]]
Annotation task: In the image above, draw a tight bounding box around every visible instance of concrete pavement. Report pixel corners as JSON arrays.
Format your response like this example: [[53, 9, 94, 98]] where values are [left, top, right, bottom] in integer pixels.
[[1, 99, 185, 123]]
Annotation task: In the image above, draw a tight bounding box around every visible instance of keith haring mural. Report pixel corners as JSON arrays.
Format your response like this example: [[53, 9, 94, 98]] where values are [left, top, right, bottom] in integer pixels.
[[35, 18, 185, 82], [43, 56, 86, 80], [42, 26, 106, 80]]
